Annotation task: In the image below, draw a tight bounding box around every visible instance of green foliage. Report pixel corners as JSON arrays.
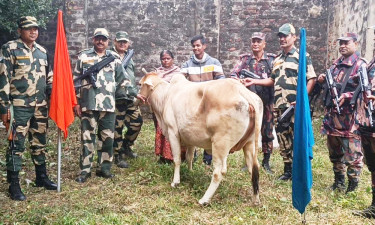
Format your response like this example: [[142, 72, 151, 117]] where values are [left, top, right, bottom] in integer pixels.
[[0, 0, 60, 37]]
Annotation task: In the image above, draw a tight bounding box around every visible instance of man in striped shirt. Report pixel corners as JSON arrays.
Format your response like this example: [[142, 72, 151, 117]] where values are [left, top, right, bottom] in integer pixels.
[[181, 34, 225, 165]]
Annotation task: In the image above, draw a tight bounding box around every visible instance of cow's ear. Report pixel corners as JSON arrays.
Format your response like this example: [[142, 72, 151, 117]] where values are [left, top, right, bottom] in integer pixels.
[[143, 79, 154, 88]]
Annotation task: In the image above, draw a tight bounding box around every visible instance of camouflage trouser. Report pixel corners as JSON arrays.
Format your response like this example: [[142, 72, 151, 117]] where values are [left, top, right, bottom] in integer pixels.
[[327, 135, 363, 180], [261, 103, 274, 154], [113, 99, 143, 153], [6, 106, 48, 172], [361, 135, 375, 188], [79, 110, 115, 174], [274, 109, 294, 163]]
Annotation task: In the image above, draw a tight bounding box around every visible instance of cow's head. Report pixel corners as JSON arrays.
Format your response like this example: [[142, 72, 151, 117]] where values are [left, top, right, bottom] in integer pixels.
[[138, 72, 164, 103]]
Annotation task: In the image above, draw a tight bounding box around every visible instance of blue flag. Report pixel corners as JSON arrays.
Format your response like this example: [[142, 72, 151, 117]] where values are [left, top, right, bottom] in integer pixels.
[[292, 28, 314, 214]]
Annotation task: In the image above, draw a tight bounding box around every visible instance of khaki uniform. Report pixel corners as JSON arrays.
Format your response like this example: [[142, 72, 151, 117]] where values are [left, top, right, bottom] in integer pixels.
[[0, 39, 53, 171], [73, 48, 129, 173]]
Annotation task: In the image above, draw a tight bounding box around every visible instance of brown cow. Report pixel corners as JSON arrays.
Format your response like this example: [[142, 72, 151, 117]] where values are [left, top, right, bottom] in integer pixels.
[[139, 72, 263, 205]]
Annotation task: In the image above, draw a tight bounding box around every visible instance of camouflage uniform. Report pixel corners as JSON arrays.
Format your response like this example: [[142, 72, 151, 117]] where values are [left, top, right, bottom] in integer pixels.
[[272, 47, 316, 163], [321, 51, 365, 181], [74, 48, 128, 174], [231, 52, 276, 154], [353, 57, 375, 188], [111, 46, 142, 158], [0, 38, 53, 171]]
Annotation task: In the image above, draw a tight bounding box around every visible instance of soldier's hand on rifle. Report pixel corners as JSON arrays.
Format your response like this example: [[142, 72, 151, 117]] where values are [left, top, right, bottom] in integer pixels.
[[338, 96, 346, 107], [1, 108, 10, 131], [74, 105, 82, 118], [318, 73, 326, 83]]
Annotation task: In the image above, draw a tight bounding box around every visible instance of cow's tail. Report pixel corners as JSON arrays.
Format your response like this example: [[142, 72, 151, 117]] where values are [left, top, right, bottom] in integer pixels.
[[230, 89, 257, 152]]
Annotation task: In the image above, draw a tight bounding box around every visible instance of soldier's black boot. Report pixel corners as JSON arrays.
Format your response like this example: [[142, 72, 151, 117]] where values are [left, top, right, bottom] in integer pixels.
[[114, 153, 129, 168], [278, 163, 292, 181], [7, 170, 11, 183], [262, 153, 274, 174], [330, 172, 346, 191], [35, 164, 57, 190], [353, 188, 375, 218], [346, 178, 359, 194], [123, 142, 138, 159], [8, 170, 26, 201]]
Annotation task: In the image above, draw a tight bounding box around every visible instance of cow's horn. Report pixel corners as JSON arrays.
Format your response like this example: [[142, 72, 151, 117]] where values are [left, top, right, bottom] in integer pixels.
[[141, 68, 148, 75]]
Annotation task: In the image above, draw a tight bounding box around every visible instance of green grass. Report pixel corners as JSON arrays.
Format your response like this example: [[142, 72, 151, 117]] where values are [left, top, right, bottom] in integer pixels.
[[0, 116, 374, 224]]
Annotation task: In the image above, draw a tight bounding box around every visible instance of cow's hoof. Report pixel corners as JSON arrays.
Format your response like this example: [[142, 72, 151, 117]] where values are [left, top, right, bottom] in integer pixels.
[[198, 198, 210, 206], [253, 197, 261, 206], [171, 182, 179, 188]]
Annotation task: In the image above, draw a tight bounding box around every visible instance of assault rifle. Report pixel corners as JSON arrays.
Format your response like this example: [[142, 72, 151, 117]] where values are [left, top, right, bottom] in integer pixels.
[[239, 69, 262, 79], [325, 69, 341, 114], [358, 64, 374, 126], [122, 49, 134, 70], [74, 54, 116, 89], [277, 105, 295, 123]]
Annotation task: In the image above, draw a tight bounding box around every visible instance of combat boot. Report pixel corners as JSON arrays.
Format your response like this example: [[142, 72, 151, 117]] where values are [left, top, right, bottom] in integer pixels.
[[96, 170, 115, 179], [114, 153, 129, 168], [7, 170, 11, 183], [346, 178, 359, 194], [278, 163, 292, 181], [262, 153, 274, 174], [8, 170, 26, 201], [353, 188, 375, 218], [123, 142, 138, 159], [35, 164, 57, 190], [330, 172, 346, 191]]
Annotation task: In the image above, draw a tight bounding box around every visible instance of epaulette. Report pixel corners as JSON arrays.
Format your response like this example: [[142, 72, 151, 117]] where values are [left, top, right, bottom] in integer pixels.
[[77, 48, 91, 55], [108, 50, 120, 59], [35, 43, 47, 53], [239, 53, 252, 60], [266, 53, 277, 58]]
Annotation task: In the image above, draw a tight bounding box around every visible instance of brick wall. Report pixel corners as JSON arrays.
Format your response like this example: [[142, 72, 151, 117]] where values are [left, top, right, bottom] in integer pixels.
[[59, 0, 329, 76]]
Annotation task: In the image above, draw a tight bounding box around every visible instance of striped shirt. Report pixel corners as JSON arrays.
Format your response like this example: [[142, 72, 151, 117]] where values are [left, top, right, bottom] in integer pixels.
[[180, 53, 224, 82]]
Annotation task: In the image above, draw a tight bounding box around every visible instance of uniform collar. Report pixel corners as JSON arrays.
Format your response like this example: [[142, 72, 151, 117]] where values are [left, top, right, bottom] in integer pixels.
[[335, 51, 360, 67]]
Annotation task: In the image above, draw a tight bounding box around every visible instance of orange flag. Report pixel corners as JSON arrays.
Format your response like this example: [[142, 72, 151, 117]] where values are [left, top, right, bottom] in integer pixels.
[[49, 10, 77, 139]]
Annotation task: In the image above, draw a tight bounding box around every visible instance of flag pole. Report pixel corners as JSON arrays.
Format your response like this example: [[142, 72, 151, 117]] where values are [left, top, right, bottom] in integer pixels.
[[57, 129, 62, 192]]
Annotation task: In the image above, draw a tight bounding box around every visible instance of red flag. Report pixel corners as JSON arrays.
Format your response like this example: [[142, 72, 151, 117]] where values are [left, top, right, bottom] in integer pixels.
[[49, 10, 77, 139]]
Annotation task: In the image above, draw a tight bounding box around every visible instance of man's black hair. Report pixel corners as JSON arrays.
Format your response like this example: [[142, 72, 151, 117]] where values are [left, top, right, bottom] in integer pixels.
[[190, 34, 206, 45]]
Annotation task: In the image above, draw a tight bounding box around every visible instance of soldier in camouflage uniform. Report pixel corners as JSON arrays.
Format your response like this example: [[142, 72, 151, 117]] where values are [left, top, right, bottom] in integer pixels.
[[318, 33, 366, 193], [244, 24, 316, 181], [231, 32, 276, 174], [352, 49, 375, 218], [0, 16, 56, 201], [73, 28, 129, 183], [111, 31, 142, 168]]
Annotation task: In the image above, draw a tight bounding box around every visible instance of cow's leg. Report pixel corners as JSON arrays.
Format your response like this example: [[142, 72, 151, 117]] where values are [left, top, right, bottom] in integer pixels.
[[199, 141, 229, 205], [169, 135, 181, 187], [243, 140, 260, 206], [185, 146, 195, 171]]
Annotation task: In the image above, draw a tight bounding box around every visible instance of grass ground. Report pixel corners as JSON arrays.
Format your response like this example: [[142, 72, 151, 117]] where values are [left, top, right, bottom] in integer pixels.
[[0, 116, 374, 224]]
